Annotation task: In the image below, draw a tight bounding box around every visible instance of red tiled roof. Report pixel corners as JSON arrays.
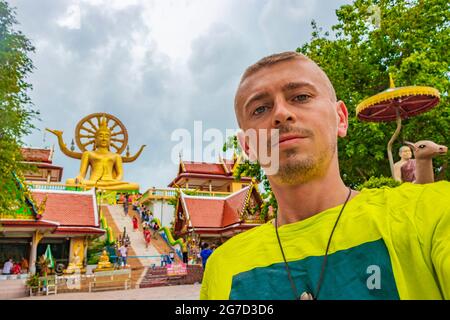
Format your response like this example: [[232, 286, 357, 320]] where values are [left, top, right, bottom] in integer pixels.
[[0, 219, 58, 228], [1, 188, 102, 236], [222, 188, 248, 227], [182, 198, 225, 228], [21, 148, 52, 163], [22, 162, 63, 170], [169, 158, 253, 187], [31, 190, 98, 228], [181, 187, 251, 229], [183, 162, 229, 175], [53, 227, 105, 234]]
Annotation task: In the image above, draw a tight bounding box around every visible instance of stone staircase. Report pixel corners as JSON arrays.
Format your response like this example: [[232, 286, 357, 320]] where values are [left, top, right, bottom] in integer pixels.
[[139, 265, 204, 289], [102, 205, 198, 289], [105, 205, 161, 266], [126, 206, 183, 264], [102, 205, 158, 288]]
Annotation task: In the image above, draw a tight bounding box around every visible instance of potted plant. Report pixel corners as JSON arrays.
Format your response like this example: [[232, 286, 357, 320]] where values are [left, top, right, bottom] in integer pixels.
[[26, 273, 40, 296]]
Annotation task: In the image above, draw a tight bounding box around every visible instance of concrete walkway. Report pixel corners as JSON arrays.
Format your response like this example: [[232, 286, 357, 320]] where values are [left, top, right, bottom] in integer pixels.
[[17, 283, 201, 300]]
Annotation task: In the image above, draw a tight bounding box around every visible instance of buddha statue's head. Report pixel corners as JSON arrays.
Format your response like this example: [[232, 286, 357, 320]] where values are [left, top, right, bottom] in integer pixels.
[[399, 145, 412, 161], [95, 117, 112, 149]]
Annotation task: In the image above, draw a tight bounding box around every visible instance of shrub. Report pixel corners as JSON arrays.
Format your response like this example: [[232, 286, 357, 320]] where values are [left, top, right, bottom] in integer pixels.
[[356, 176, 402, 191]]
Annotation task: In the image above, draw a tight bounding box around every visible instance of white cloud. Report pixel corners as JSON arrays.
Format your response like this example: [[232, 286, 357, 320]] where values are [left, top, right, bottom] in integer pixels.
[[139, 0, 227, 62], [57, 2, 81, 30]]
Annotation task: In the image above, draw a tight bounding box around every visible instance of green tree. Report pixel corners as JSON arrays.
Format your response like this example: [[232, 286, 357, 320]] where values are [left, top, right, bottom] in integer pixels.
[[0, 1, 38, 214], [298, 0, 449, 186], [229, 0, 449, 217], [223, 136, 277, 219]]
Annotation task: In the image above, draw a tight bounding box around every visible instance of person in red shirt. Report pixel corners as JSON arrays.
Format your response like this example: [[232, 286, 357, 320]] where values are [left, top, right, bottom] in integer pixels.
[[132, 216, 139, 231], [12, 262, 22, 275], [144, 228, 151, 248]]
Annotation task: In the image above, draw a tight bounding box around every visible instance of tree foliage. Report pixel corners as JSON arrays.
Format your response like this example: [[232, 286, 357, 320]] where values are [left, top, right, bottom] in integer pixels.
[[229, 0, 449, 216], [298, 0, 450, 186], [0, 1, 38, 214]]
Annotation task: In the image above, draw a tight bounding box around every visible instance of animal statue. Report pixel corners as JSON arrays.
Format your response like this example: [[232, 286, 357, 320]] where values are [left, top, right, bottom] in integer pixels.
[[403, 140, 448, 184]]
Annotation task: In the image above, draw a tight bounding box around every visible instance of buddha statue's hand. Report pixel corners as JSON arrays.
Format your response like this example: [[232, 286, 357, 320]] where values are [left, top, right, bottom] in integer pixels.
[[46, 128, 63, 137]]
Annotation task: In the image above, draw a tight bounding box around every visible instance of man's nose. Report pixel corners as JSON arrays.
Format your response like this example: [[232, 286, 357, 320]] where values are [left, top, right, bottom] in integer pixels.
[[272, 97, 294, 127]]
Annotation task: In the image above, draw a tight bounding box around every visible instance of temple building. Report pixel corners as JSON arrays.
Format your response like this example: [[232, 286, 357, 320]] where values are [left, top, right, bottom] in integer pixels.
[[20, 147, 63, 183], [173, 183, 267, 245], [1, 149, 104, 277], [168, 155, 252, 192], [0, 186, 104, 275], [167, 155, 270, 245]]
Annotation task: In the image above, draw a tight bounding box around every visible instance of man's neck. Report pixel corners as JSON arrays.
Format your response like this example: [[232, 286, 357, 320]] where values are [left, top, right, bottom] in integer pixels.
[[270, 166, 358, 226]]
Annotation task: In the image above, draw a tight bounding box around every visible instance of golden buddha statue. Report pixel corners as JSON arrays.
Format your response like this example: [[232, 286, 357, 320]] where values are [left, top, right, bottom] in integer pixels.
[[64, 241, 85, 274], [47, 113, 145, 191], [95, 250, 114, 271]]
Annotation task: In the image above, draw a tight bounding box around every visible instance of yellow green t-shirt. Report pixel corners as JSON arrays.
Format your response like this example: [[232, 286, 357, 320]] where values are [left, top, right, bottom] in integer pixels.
[[200, 181, 450, 300]]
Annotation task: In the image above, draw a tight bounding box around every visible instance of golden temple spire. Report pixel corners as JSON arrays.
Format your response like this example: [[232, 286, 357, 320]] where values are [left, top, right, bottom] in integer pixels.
[[389, 73, 396, 88]]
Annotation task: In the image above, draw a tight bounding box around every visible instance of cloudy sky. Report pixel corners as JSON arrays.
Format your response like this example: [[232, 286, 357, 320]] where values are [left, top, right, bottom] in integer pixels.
[[11, 0, 350, 191]]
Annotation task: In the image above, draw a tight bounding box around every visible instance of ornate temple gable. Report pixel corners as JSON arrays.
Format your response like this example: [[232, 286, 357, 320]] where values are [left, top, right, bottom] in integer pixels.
[[1, 173, 41, 220], [231, 154, 243, 175], [239, 185, 264, 224], [219, 155, 231, 175], [168, 155, 253, 192], [174, 196, 187, 234]]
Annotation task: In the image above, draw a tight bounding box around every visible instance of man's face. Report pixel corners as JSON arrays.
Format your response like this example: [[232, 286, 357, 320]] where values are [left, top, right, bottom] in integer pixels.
[[235, 58, 348, 184]]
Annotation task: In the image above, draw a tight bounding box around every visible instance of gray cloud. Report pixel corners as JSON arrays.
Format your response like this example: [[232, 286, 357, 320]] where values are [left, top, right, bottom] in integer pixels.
[[11, 0, 351, 190]]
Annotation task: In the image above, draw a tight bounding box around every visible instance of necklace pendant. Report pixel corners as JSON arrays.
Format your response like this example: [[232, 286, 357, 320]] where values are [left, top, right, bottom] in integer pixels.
[[300, 292, 314, 300]]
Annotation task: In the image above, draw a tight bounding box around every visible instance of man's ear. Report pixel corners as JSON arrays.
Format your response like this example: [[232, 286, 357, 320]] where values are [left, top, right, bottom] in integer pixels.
[[336, 101, 349, 138]]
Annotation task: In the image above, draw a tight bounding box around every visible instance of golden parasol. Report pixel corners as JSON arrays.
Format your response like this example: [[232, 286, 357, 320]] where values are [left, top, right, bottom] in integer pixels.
[[356, 74, 440, 178]]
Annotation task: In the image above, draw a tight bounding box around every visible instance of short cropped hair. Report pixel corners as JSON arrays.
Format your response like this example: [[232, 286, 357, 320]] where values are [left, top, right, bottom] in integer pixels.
[[239, 51, 311, 86], [234, 52, 337, 127]]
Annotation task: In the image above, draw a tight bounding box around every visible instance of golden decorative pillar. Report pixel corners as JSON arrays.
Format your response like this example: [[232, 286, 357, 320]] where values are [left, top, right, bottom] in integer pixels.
[[29, 231, 45, 274]]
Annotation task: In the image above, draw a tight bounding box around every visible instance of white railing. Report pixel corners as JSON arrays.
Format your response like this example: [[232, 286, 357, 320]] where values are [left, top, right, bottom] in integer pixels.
[[26, 182, 88, 192], [139, 187, 231, 203]]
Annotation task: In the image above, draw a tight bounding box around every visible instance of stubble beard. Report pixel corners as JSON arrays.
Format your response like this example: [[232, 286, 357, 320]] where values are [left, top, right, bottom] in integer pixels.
[[274, 140, 336, 185]]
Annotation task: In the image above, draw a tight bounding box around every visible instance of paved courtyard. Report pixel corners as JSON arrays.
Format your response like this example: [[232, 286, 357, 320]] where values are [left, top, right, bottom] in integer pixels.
[[17, 284, 201, 300]]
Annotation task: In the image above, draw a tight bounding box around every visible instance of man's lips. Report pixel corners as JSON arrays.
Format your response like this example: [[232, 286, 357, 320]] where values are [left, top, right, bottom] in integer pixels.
[[273, 134, 308, 147]]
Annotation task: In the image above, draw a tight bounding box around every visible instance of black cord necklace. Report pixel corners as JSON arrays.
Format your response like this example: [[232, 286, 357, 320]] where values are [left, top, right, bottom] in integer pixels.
[[274, 187, 352, 300]]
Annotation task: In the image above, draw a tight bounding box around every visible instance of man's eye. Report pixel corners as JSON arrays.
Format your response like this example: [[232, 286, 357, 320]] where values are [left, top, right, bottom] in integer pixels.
[[293, 94, 310, 102], [253, 106, 268, 116]]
